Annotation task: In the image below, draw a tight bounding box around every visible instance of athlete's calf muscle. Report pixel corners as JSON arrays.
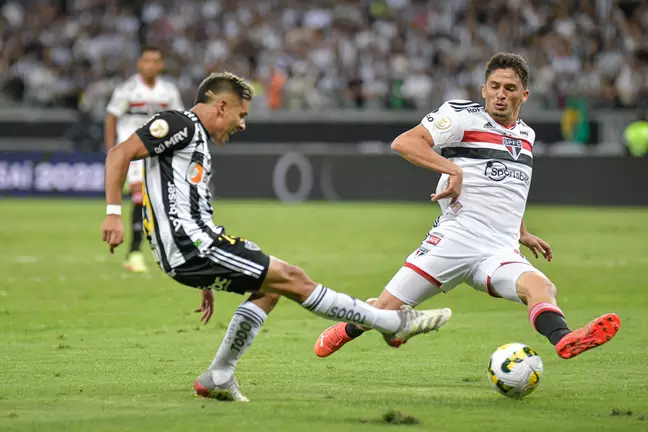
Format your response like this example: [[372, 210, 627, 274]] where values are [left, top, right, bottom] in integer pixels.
[[246, 292, 281, 315]]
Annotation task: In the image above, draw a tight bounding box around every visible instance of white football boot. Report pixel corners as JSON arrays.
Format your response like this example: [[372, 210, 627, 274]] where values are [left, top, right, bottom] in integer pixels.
[[193, 372, 249, 402], [383, 305, 453, 347]]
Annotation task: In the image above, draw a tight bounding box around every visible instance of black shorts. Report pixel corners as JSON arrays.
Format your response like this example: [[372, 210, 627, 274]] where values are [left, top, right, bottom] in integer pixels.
[[171, 232, 270, 295]]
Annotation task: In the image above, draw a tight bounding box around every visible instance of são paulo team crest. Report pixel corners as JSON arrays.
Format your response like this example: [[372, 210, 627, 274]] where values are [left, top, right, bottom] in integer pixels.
[[502, 137, 522, 160]]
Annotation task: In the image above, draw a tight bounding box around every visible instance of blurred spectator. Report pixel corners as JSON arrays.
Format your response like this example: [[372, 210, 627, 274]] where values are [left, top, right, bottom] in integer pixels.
[[0, 0, 647, 113]]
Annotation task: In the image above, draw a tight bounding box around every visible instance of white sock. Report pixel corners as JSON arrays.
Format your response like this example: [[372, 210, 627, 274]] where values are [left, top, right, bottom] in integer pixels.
[[208, 301, 266, 385], [301, 284, 402, 333]]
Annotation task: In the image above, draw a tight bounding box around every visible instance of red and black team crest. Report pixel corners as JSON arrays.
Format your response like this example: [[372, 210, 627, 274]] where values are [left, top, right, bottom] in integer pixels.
[[503, 137, 523, 160]]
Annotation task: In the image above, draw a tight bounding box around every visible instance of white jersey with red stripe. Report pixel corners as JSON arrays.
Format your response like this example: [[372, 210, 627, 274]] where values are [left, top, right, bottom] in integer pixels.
[[421, 100, 535, 251], [107, 74, 184, 144]]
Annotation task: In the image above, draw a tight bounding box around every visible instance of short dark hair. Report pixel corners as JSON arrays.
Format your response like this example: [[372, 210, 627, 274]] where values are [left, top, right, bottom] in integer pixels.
[[485, 52, 529, 88], [140, 45, 162, 57], [195, 71, 254, 104]]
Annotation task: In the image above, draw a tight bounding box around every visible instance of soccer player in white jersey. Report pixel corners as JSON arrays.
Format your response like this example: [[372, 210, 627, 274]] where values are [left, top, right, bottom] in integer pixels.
[[100, 72, 452, 401], [314, 52, 620, 360], [105, 46, 184, 273]]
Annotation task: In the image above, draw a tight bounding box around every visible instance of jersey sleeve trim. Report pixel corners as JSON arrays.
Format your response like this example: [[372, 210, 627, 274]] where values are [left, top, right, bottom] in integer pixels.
[[420, 101, 467, 147]]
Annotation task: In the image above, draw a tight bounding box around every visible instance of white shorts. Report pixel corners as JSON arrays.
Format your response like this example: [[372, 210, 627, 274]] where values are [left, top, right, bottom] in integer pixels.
[[385, 226, 547, 306], [126, 160, 144, 185]]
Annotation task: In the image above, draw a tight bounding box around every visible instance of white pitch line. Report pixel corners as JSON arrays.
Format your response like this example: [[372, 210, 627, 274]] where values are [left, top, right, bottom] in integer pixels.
[[11, 256, 39, 264]]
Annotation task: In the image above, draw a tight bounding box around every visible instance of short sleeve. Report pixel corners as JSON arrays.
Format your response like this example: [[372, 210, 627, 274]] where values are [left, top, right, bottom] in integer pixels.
[[106, 85, 129, 117], [420, 101, 468, 147], [135, 110, 195, 157]]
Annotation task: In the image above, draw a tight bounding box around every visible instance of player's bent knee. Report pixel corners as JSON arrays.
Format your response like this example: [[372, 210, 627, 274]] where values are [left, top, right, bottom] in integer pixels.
[[544, 281, 558, 299], [528, 280, 557, 305], [489, 264, 544, 304], [514, 270, 556, 304], [536, 279, 557, 301]]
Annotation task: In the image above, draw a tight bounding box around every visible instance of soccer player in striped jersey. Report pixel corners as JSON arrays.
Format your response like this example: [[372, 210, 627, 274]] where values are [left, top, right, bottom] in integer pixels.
[[314, 52, 620, 361], [100, 71, 452, 401], [105, 46, 184, 273]]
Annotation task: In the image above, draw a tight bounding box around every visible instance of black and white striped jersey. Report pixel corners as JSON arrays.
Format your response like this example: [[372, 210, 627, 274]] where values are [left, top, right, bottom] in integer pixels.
[[135, 110, 222, 273]]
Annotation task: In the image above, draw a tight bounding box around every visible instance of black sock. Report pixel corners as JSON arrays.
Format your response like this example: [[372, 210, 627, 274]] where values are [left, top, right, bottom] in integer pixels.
[[130, 204, 143, 253], [534, 310, 571, 345], [345, 323, 365, 339]]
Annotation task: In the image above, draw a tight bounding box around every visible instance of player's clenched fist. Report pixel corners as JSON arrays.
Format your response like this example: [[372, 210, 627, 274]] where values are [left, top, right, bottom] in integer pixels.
[[102, 215, 124, 254]]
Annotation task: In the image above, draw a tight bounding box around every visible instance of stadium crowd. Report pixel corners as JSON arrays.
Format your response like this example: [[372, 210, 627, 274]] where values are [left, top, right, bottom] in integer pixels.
[[0, 0, 647, 115]]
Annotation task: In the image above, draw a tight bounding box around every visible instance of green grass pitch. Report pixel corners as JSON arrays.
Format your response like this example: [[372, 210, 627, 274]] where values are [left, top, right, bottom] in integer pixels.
[[1, 200, 647, 431]]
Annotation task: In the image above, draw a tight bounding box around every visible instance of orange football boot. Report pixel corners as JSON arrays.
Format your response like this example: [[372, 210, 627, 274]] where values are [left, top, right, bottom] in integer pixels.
[[314, 323, 353, 358], [556, 313, 620, 359]]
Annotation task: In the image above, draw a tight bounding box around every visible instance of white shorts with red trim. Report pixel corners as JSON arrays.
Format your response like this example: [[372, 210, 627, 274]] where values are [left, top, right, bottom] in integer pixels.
[[384, 227, 547, 306], [126, 160, 144, 186]]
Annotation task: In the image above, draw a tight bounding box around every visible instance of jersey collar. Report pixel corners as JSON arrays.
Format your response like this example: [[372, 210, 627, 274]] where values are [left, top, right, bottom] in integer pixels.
[[486, 111, 517, 129], [191, 109, 214, 141], [137, 74, 157, 90]]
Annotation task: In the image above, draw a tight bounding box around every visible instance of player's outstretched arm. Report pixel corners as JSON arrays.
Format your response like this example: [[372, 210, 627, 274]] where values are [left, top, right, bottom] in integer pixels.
[[391, 125, 463, 202], [101, 134, 149, 253]]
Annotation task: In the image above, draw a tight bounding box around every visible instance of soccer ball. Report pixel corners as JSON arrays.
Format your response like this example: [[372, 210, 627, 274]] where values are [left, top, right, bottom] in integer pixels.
[[487, 343, 543, 399]]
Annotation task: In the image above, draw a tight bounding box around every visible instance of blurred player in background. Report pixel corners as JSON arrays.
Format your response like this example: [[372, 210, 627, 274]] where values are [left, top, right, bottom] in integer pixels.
[[105, 46, 184, 273], [315, 52, 621, 361], [100, 72, 452, 401]]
